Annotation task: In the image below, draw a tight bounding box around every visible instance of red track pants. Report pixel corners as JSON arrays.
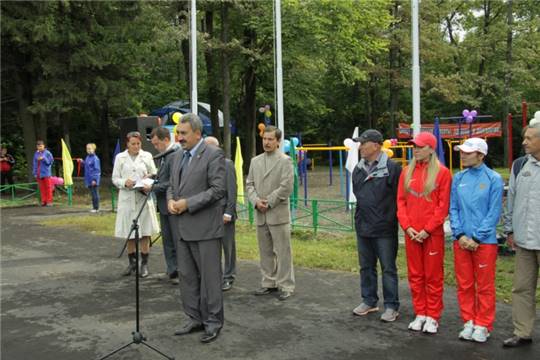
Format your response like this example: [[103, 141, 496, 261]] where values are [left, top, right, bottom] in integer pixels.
[[405, 234, 445, 320], [453, 242, 498, 330], [37, 177, 53, 205]]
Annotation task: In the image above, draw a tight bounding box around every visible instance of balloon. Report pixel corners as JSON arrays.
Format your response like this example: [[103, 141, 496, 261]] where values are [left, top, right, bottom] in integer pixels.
[[531, 110, 540, 126], [291, 137, 299, 147], [265, 104, 271, 111], [172, 112, 182, 124], [462, 109, 470, 118], [383, 148, 394, 158], [259, 107, 265, 113], [283, 139, 291, 153], [466, 115, 474, 124], [265, 110, 272, 117], [258, 123, 265, 137], [383, 140, 392, 149], [470, 110, 477, 118], [343, 138, 356, 149]]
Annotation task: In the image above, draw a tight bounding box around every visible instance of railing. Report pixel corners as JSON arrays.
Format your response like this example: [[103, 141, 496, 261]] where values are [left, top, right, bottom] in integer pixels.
[[236, 196, 356, 234], [0, 182, 72, 205]]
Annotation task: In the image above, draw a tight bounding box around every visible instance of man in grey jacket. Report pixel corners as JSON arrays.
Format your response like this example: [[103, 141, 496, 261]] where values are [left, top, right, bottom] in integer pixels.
[[246, 126, 295, 301], [151, 127, 181, 284], [205, 136, 238, 291], [502, 121, 540, 348], [167, 114, 226, 343]]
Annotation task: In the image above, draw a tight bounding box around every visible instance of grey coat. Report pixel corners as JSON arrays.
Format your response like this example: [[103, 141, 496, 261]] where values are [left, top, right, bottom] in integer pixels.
[[153, 143, 181, 214], [167, 141, 226, 241], [503, 154, 540, 250]]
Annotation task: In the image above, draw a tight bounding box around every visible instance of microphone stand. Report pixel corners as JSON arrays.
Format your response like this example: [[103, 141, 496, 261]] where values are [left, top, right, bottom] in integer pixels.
[[99, 180, 174, 360]]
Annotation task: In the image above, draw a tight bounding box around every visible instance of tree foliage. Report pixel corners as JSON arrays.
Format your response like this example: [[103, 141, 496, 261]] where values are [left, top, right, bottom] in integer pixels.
[[1, 0, 539, 177]]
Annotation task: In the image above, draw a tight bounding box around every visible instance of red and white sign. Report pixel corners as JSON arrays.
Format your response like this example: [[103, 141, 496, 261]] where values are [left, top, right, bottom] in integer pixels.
[[397, 122, 502, 139]]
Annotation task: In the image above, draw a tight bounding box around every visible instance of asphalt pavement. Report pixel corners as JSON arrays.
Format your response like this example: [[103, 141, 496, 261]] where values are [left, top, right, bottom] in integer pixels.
[[1, 206, 538, 360]]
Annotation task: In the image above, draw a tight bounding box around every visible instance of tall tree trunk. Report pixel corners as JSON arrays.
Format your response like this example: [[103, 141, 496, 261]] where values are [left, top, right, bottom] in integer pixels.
[[388, 0, 401, 137], [502, 0, 513, 167], [243, 64, 257, 166], [61, 114, 71, 151], [221, 1, 232, 159], [242, 27, 257, 169], [176, 2, 190, 97], [15, 71, 35, 181], [99, 100, 111, 173], [204, 10, 222, 142], [476, 0, 492, 100], [36, 112, 48, 143]]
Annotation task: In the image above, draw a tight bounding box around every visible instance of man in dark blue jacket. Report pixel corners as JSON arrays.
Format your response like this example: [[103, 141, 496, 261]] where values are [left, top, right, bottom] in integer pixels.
[[352, 129, 402, 323]]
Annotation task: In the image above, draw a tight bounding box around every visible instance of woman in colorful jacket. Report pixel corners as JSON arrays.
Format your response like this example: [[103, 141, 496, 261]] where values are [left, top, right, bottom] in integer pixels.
[[449, 138, 504, 343], [32, 140, 54, 206], [397, 132, 452, 334], [83, 143, 101, 212]]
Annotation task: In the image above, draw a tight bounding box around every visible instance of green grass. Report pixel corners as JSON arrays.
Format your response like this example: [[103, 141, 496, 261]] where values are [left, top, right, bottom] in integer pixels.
[[41, 213, 533, 305]]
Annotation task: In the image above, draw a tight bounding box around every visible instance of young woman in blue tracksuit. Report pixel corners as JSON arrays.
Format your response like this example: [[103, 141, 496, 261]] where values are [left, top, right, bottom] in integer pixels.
[[449, 138, 504, 343]]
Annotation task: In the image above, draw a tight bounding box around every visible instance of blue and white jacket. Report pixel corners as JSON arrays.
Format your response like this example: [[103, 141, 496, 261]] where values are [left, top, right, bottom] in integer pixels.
[[449, 163, 504, 244]]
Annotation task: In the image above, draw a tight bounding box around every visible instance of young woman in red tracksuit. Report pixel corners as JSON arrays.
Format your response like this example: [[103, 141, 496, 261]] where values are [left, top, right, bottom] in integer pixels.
[[397, 132, 452, 334]]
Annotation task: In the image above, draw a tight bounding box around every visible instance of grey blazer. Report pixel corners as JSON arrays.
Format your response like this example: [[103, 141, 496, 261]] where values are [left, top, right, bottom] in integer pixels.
[[246, 151, 294, 226], [153, 143, 181, 214], [224, 159, 237, 220], [167, 141, 226, 241]]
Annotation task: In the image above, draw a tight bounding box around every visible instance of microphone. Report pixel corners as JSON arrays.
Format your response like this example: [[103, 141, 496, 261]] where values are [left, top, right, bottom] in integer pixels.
[[153, 147, 176, 160]]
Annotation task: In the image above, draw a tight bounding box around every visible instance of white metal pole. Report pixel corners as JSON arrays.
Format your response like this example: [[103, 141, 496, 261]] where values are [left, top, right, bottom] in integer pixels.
[[411, 0, 421, 136], [275, 0, 285, 143], [190, 0, 198, 115]]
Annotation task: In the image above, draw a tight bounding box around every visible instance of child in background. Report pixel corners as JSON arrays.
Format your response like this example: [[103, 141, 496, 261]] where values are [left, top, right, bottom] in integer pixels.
[[83, 143, 101, 212]]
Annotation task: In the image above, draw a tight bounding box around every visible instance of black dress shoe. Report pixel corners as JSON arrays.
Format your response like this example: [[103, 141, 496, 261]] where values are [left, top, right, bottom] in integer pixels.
[[200, 329, 220, 343], [278, 290, 292, 301], [254, 287, 278, 296], [503, 336, 533, 348], [174, 322, 204, 336], [222, 280, 233, 291]]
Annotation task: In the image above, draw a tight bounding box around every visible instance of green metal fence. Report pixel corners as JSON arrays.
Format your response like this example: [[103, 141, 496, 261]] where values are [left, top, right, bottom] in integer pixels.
[[236, 196, 356, 234], [0, 182, 73, 205]]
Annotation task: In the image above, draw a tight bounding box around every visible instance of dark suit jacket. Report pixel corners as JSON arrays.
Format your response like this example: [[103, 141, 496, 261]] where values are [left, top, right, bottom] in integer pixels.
[[167, 141, 226, 241], [154, 143, 181, 214], [223, 159, 237, 220]]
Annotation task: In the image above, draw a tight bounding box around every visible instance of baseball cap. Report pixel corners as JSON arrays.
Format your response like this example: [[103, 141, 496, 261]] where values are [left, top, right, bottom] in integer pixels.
[[353, 129, 383, 144], [456, 138, 488, 155], [409, 132, 437, 149]]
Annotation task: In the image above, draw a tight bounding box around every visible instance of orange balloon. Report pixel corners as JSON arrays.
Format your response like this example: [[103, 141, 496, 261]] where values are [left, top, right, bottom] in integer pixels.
[[258, 123, 266, 137]]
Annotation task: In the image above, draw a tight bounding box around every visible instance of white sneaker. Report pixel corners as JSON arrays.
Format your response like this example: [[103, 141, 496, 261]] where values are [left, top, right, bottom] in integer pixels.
[[471, 325, 490, 343], [408, 315, 427, 331], [459, 320, 475, 341], [90, 209, 98, 213], [422, 316, 438, 334]]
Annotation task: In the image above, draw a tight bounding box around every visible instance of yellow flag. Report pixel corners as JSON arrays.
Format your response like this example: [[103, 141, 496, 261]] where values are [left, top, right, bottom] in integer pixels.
[[234, 136, 244, 204], [61, 139, 73, 187]]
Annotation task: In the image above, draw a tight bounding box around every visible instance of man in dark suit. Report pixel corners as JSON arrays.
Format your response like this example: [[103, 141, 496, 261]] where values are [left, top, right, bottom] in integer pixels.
[[167, 114, 226, 343], [204, 136, 237, 291], [150, 127, 181, 284]]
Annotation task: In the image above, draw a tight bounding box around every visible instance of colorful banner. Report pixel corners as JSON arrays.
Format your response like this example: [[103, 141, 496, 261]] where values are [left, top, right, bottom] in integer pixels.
[[397, 122, 502, 139]]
